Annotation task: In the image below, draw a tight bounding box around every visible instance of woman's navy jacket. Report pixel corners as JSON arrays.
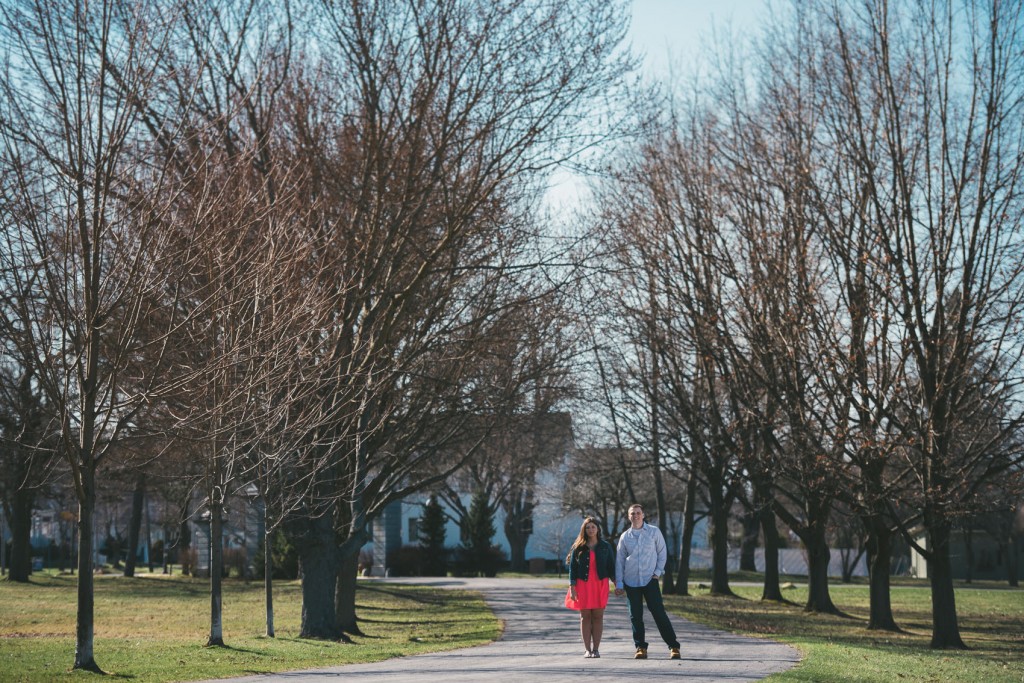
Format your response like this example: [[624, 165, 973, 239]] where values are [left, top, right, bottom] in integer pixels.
[[567, 539, 616, 584]]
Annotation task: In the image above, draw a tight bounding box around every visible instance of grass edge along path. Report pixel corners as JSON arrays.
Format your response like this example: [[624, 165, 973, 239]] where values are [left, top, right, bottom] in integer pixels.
[[663, 582, 1024, 683], [0, 572, 500, 683]]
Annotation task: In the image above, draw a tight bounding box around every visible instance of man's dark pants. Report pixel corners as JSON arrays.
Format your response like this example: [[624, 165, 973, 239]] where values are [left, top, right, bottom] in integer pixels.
[[624, 578, 680, 650]]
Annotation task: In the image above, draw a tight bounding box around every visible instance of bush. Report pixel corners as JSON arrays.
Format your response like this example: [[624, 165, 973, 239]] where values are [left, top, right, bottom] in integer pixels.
[[180, 547, 197, 576], [458, 491, 500, 575], [358, 548, 374, 576], [253, 529, 299, 580], [151, 539, 164, 565], [386, 545, 424, 577], [454, 545, 506, 577], [224, 547, 248, 579], [418, 496, 448, 576]]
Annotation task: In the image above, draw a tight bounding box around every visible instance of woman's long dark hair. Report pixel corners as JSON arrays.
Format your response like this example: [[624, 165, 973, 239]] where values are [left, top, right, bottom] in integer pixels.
[[565, 516, 602, 565]]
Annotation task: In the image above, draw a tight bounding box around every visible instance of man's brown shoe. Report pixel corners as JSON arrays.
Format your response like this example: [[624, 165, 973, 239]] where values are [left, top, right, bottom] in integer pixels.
[[669, 647, 681, 659], [634, 647, 648, 659]]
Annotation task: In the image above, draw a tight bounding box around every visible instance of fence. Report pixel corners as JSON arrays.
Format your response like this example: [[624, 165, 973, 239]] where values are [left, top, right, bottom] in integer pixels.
[[686, 548, 869, 578]]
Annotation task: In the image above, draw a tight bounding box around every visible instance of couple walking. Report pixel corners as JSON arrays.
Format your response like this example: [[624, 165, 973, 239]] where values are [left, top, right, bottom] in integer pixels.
[[564, 503, 681, 660]]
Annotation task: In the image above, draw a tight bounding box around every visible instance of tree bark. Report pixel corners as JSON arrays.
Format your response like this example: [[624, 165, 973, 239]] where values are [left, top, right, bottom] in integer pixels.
[[739, 509, 758, 572], [123, 474, 145, 577], [145, 493, 153, 573], [927, 522, 967, 649], [207, 501, 225, 647], [757, 482, 783, 602], [265, 528, 275, 637], [865, 515, 898, 631], [298, 514, 342, 640], [963, 527, 973, 585], [671, 470, 698, 596], [73, 471, 101, 672], [179, 517, 191, 574], [503, 495, 533, 573], [6, 488, 34, 582], [803, 520, 839, 614], [708, 479, 733, 596], [335, 548, 362, 635], [1008, 533, 1019, 588]]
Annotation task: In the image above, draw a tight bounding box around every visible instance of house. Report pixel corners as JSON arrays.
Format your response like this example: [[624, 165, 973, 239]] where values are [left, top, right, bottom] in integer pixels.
[[368, 412, 581, 575], [910, 522, 1023, 582]]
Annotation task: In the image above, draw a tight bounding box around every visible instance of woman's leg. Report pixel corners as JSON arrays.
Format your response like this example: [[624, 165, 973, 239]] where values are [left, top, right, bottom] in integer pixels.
[[579, 609, 593, 653], [591, 608, 604, 652]]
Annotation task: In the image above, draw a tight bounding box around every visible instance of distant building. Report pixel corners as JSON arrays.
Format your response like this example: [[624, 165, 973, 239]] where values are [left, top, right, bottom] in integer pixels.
[[910, 525, 1023, 582], [368, 413, 581, 575]]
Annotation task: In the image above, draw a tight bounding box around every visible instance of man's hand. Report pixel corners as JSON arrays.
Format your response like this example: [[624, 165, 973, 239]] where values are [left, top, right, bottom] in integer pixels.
[[614, 588, 624, 597]]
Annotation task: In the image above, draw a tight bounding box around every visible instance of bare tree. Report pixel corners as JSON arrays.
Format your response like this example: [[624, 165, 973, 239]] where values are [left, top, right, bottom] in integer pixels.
[[269, 0, 635, 639], [562, 446, 648, 539], [0, 0, 220, 669], [807, 0, 1024, 648], [0, 360, 55, 583]]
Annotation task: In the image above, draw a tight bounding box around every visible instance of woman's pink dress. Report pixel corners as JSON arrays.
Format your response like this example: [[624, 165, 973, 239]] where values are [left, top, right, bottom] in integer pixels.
[[564, 549, 610, 610]]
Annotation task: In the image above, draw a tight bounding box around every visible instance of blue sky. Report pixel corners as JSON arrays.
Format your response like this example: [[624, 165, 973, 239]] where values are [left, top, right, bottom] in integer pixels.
[[544, 1, 770, 211], [629, 0, 768, 79]]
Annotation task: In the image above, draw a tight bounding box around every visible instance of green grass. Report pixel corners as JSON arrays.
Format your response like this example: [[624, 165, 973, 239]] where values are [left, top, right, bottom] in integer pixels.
[[0, 571, 499, 682], [5, 570, 1021, 682], [665, 580, 1024, 683]]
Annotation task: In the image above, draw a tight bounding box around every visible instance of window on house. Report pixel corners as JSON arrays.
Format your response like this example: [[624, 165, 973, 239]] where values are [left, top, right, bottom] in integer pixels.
[[408, 517, 420, 543]]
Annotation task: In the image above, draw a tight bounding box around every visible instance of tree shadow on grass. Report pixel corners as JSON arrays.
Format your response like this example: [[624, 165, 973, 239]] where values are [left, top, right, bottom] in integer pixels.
[[357, 584, 448, 606], [202, 644, 263, 655]]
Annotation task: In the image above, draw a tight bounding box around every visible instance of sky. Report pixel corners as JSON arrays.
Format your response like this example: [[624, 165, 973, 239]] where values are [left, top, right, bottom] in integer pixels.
[[543, 1, 771, 212], [628, 0, 769, 80]]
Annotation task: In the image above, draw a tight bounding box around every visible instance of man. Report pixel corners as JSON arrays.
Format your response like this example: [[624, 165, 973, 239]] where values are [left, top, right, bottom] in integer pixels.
[[614, 503, 681, 660]]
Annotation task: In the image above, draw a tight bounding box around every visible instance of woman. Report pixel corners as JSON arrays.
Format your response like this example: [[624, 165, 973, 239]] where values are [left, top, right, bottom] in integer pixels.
[[565, 516, 615, 658]]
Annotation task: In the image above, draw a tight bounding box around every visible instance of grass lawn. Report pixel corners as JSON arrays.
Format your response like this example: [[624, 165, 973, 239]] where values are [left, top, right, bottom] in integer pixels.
[[0, 571, 499, 682], [665, 579, 1024, 683]]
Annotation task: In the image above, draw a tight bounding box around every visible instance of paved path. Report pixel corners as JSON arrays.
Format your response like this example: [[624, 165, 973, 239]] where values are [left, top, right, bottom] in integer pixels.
[[202, 577, 801, 682]]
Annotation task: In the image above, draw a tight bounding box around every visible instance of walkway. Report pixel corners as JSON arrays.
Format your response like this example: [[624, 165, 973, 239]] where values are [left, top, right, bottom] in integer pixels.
[[201, 577, 801, 682]]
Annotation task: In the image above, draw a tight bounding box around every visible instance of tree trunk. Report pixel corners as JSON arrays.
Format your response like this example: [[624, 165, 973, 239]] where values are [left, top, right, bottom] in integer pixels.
[[507, 536, 527, 573], [503, 497, 533, 574], [757, 483, 783, 601], [963, 527, 973, 584], [840, 545, 866, 584], [927, 522, 967, 649], [6, 488, 34, 582], [865, 516, 898, 631], [298, 514, 342, 640], [207, 501, 225, 647], [264, 528, 275, 637], [335, 541, 363, 636], [123, 474, 145, 577], [739, 509, 758, 572], [69, 517, 76, 575], [179, 517, 191, 574], [73, 471, 102, 672], [709, 480, 733, 596], [145, 493, 153, 573], [671, 471, 697, 596], [1008, 533, 1019, 588], [803, 522, 839, 614]]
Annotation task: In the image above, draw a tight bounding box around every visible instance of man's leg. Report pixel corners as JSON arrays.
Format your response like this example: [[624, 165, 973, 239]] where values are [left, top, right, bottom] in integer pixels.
[[642, 579, 680, 649], [624, 585, 648, 649]]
